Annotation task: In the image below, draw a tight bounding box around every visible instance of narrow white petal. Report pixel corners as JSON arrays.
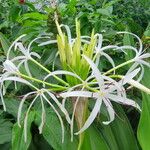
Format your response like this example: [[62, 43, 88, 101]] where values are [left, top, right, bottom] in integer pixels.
[[24, 95, 39, 142], [138, 60, 150, 68], [17, 91, 36, 127], [0, 84, 6, 111], [45, 90, 71, 124], [60, 91, 93, 98], [118, 45, 138, 55], [122, 67, 141, 85], [139, 53, 150, 59], [11, 56, 26, 62], [137, 65, 144, 82], [83, 55, 104, 87], [107, 94, 141, 111], [28, 36, 50, 52], [101, 52, 115, 73], [15, 42, 27, 56], [75, 98, 102, 135], [30, 52, 41, 59], [44, 70, 83, 82], [117, 32, 143, 54], [38, 95, 46, 134], [95, 33, 103, 53], [127, 63, 139, 74], [42, 93, 65, 143], [3, 60, 18, 73], [38, 40, 57, 46], [17, 60, 26, 69], [102, 98, 115, 125], [7, 34, 26, 60], [3, 77, 33, 87], [24, 61, 32, 77]]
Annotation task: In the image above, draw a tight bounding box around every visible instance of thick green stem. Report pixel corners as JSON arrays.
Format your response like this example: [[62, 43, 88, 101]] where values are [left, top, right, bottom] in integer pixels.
[[103, 59, 134, 75], [19, 73, 68, 90]]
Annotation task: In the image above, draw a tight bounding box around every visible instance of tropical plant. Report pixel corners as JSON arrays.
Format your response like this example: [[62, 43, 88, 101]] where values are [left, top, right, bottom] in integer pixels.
[[0, 18, 150, 149]]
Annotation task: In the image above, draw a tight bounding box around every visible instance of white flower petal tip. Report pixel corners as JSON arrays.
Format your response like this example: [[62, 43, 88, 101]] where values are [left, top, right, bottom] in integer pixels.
[[3, 60, 18, 73], [102, 121, 111, 125]]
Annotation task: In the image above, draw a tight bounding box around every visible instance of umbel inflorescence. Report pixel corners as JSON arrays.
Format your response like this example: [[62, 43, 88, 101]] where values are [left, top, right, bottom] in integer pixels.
[[0, 19, 150, 142]]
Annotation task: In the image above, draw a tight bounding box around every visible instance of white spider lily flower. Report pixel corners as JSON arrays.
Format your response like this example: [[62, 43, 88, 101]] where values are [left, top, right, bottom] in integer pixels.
[[18, 89, 70, 143], [11, 41, 40, 77], [60, 55, 141, 135], [7, 34, 26, 60], [118, 32, 150, 80]]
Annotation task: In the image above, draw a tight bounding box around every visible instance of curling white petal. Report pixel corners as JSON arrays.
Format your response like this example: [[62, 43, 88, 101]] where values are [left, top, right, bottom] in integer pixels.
[[117, 32, 143, 54], [39, 95, 46, 134], [30, 52, 41, 59], [107, 94, 141, 111], [101, 52, 115, 73], [42, 93, 65, 143], [44, 90, 71, 124], [44, 70, 83, 82], [38, 40, 57, 46], [95, 33, 103, 53], [127, 63, 139, 74], [3, 77, 32, 87], [0, 84, 6, 111], [139, 53, 150, 59], [28, 36, 50, 52], [75, 98, 102, 135], [83, 55, 104, 87], [138, 60, 150, 68], [24, 61, 32, 77], [7, 34, 26, 60], [60, 91, 93, 98], [102, 99, 115, 125], [3, 60, 18, 73], [17, 91, 36, 127], [122, 67, 141, 85], [24, 95, 39, 142], [15, 42, 27, 56], [11, 56, 26, 62]]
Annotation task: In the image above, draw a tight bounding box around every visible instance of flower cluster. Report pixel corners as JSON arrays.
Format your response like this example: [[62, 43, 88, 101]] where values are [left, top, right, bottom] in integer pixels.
[[0, 20, 150, 142]]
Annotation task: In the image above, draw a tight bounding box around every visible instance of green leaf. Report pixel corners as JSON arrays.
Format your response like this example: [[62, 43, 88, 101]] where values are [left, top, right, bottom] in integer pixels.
[[80, 125, 109, 150], [12, 111, 35, 150], [0, 119, 13, 144], [138, 67, 150, 150], [5, 98, 27, 118], [109, 105, 139, 150], [35, 108, 78, 150], [0, 32, 10, 54]]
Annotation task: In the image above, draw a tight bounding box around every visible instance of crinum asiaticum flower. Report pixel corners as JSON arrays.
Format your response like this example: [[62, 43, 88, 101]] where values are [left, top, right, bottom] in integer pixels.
[[0, 60, 34, 111], [1, 19, 150, 144], [60, 55, 141, 135]]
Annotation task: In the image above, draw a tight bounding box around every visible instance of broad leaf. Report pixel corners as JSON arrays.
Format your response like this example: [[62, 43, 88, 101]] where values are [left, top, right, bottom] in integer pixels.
[[80, 125, 109, 150], [0, 119, 13, 144], [12, 111, 35, 150], [35, 108, 78, 150], [0, 32, 10, 54], [138, 67, 150, 150]]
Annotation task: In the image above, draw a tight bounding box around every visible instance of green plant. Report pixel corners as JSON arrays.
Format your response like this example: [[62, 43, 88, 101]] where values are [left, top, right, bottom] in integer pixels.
[[0, 19, 150, 150]]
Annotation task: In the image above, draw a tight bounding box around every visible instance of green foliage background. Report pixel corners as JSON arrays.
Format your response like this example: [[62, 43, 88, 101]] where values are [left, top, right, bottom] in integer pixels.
[[0, 0, 150, 149]]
